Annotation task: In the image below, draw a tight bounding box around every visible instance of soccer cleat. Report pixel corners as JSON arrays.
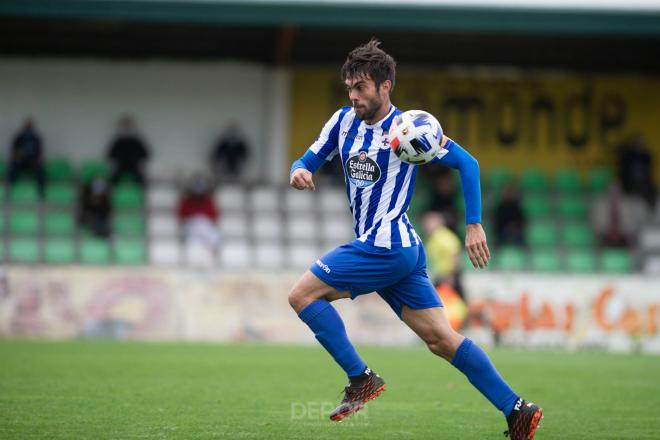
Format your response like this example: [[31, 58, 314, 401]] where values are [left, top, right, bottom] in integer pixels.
[[329, 368, 386, 422], [504, 398, 544, 440]]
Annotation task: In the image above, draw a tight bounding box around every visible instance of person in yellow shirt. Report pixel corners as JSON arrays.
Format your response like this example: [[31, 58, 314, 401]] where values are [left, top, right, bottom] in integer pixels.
[[422, 211, 464, 299], [422, 211, 468, 330]]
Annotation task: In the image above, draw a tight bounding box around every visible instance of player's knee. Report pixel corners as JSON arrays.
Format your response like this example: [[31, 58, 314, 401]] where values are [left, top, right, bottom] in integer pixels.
[[426, 336, 455, 361], [288, 286, 312, 313]]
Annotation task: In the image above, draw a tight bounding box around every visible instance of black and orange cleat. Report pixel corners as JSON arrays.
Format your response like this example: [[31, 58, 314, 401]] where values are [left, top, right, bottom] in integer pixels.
[[504, 398, 544, 440], [329, 368, 386, 422]]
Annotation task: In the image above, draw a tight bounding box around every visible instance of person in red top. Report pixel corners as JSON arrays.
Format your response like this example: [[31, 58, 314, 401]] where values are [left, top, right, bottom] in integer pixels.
[[177, 174, 221, 254]]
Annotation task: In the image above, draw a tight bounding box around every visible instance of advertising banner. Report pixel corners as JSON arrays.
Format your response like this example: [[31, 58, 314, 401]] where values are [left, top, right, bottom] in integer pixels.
[[1, 267, 658, 353], [290, 69, 660, 178]]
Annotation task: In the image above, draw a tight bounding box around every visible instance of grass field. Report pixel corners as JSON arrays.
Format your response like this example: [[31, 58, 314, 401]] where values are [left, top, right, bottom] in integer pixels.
[[1, 341, 659, 439]]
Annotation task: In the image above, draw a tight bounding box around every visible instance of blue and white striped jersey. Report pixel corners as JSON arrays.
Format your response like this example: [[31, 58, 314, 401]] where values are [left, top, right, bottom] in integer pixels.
[[308, 105, 450, 249]]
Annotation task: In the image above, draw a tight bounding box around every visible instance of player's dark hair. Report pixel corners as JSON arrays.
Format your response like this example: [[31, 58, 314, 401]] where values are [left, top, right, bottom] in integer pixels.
[[341, 38, 396, 93]]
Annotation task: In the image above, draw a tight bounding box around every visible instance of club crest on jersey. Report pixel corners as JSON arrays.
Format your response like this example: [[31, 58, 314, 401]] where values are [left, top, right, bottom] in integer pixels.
[[381, 130, 389, 147], [346, 152, 381, 188]]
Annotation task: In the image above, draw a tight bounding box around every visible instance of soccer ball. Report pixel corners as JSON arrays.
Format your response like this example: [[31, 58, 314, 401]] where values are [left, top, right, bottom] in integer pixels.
[[388, 110, 443, 165]]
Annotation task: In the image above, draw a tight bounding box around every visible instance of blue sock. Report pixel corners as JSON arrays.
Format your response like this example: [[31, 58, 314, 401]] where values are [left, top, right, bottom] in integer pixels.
[[451, 338, 519, 417], [298, 300, 367, 378]]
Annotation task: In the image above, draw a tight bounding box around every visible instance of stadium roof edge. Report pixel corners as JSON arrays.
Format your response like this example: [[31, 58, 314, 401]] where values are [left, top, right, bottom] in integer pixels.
[[2, 0, 660, 36]]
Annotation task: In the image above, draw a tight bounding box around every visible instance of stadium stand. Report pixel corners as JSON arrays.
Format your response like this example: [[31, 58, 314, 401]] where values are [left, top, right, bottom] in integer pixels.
[[0, 157, 651, 273]]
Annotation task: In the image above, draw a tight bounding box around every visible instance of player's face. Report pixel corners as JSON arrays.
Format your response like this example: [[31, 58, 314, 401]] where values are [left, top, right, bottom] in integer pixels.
[[345, 75, 389, 123]]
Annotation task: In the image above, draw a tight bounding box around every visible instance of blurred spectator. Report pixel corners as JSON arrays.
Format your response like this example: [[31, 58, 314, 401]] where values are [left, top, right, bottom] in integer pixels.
[[427, 170, 458, 230], [178, 174, 221, 254], [8, 117, 45, 196], [107, 115, 150, 185], [617, 135, 656, 210], [211, 122, 249, 180], [493, 183, 526, 246], [422, 211, 464, 300], [592, 180, 646, 248], [78, 176, 112, 238]]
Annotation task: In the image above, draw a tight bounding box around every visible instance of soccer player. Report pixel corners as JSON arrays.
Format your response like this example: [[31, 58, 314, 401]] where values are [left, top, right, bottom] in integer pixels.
[[288, 39, 543, 440]]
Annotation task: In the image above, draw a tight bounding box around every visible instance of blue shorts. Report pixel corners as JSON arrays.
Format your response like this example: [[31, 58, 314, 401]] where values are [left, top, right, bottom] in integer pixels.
[[309, 240, 442, 318]]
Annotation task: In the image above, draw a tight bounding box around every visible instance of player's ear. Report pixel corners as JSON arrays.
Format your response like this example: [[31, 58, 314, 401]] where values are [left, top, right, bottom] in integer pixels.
[[380, 80, 392, 95]]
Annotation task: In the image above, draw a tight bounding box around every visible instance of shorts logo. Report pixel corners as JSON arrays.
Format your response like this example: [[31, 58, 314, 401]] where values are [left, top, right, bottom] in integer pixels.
[[345, 152, 381, 188], [316, 259, 331, 274]]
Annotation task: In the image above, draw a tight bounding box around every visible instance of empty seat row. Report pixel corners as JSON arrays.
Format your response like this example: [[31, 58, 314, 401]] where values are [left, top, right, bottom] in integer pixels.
[[149, 238, 339, 269], [215, 185, 347, 214], [0, 211, 144, 237], [1, 237, 145, 264], [472, 247, 633, 273], [0, 181, 144, 209], [526, 221, 596, 248], [484, 168, 612, 193], [521, 195, 588, 219], [454, 220, 598, 249], [0, 158, 110, 183], [144, 184, 348, 214], [146, 210, 355, 243]]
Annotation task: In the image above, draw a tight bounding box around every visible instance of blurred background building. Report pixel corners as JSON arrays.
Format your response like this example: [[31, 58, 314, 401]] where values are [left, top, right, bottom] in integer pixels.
[[0, 0, 659, 351]]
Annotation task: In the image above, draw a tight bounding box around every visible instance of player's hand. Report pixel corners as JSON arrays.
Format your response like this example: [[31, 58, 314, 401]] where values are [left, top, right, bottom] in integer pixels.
[[290, 168, 316, 191], [465, 223, 490, 269]]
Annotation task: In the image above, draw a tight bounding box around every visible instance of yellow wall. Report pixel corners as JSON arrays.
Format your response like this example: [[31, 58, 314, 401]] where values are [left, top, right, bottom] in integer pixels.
[[290, 68, 660, 178]]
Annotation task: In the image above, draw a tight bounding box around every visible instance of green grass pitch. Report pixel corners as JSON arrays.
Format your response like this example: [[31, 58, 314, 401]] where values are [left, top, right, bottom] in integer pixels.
[[1, 340, 659, 439]]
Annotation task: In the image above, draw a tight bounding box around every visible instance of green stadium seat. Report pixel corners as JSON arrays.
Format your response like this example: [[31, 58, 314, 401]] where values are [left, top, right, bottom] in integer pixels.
[[45, 183, 75, 206], [115, 239, 146, 265], [10, 181, 39, 205], [10, 238, 40, 263], [522, 194, 552, 219], [409, 182, 432, 218], [454, 192, 465, 212], [113, 213, 145, 237], [600, 249, 633, 273], [557, 196, 587, 219], [496, 246, 526, 271], [485, 168, 513, 192], [112, 183, 144, 209], [526, 221, 557, 248], [561, 223, 595, 248], [79, 161, 109, 182], [531, 249, 562, 272], [44, 211, 75, 236], [80, 238, 111, 264], [566, 250, 596, 273], [520, 169, 548, 192], [554, 169, 581, 192], [461, 251, 474, 270], [588, 169, 613, 193], [45, 158, 74, 182], [44, 238, 75, 264], [10, 210, 40, 235]]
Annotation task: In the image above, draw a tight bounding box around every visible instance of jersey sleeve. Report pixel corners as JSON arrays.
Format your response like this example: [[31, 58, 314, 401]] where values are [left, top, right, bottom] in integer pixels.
[[290, 106, 350, 175], [431, 137, 483, 225]]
